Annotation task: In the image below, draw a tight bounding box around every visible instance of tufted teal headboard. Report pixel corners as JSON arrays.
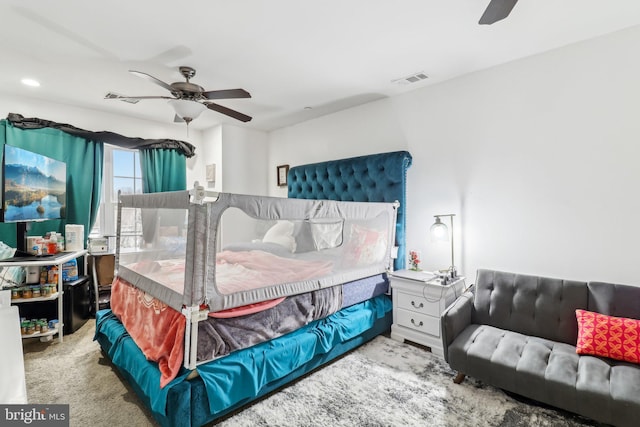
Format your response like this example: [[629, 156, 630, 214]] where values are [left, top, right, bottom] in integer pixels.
[[287, 150, 412, 270]]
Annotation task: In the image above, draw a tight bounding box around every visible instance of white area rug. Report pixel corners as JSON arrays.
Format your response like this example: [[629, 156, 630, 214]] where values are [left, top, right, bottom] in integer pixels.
[[218, 336, 600, 427]]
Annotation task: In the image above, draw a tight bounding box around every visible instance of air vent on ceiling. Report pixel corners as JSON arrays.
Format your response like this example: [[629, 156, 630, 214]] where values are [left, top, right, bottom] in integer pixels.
[[105, 92, 139, 104], [392, 72, 428, 85]]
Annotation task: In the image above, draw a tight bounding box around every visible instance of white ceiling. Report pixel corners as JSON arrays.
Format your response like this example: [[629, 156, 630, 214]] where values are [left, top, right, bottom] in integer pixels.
[[2, 0, 640, 132]]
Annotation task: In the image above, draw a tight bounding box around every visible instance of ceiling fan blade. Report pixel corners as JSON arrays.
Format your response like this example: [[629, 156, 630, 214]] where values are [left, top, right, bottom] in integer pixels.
[[479, 0, 518, 25], [205, 102, 252, 122], [129, 70, 175, 92], [202, 88, 251, 100], [105, 94, 175, 100]]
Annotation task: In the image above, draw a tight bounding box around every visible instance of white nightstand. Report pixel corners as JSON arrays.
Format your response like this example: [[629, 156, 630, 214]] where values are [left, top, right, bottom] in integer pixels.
[[389, 270, 466, 358]]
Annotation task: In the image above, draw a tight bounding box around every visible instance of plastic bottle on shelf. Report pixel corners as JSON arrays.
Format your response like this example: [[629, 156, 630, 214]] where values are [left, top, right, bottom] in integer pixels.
[[48, 234, 58, 255], [48, 266, 59, 284]]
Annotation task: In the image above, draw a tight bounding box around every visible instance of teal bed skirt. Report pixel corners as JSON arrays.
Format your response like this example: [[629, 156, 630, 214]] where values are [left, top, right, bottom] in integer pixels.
[[95, 294, 392, 427]]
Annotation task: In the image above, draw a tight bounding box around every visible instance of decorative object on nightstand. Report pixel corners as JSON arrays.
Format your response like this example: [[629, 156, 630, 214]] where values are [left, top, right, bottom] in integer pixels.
[[430, 214, 457, 279], [389, 269, 465, 357], [409, 250, 421, 271]]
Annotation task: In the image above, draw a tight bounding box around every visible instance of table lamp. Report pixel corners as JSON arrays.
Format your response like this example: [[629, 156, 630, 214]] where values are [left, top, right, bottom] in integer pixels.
[[430, 214, 457, 278]]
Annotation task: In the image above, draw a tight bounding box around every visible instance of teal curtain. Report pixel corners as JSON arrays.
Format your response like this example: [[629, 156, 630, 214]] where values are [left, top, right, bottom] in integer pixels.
[[0, 120, 103, 248], [140, 148, 186, 193], [139, 148, 187, 242]]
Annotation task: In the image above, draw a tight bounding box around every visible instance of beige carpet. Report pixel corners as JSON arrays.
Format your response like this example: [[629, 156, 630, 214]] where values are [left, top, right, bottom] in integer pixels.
[[23, 319, 156, 427]]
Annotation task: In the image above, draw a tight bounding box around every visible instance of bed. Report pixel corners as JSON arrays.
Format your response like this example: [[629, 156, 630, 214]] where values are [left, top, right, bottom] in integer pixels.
[[95, 150, 412, 426]]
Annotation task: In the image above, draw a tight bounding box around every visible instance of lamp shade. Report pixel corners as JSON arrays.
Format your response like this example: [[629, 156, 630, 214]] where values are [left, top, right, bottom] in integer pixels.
[[168, 99, 206, 121], [430, 217, 449, 241]]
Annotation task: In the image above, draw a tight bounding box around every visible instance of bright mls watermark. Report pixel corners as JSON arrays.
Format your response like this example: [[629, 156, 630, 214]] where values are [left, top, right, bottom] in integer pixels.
[[1, 405, 69, 426]]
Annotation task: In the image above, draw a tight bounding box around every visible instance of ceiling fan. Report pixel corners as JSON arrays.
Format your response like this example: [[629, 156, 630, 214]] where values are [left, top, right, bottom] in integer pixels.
[[479, 0, 518, 25], [106, 66, 252, 124]]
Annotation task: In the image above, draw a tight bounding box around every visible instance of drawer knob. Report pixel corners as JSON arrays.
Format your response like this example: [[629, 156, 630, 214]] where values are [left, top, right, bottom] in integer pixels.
[[411, 319, 424, 327], [411, 301, 424, 309]]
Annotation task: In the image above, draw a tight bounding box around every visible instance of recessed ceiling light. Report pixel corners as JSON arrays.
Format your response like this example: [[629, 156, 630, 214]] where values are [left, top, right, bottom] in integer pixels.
[[21, 78, 40, 87]]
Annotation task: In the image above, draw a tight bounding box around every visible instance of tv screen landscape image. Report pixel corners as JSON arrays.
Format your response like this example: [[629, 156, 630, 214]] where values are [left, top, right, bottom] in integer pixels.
[[2, 145, 67, 222]]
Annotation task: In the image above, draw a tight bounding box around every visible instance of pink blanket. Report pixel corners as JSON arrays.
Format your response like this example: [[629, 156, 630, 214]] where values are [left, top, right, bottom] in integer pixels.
[[126, 250, 333, 296], [110, 278, 186, 388], [215, 250, 333, 294]]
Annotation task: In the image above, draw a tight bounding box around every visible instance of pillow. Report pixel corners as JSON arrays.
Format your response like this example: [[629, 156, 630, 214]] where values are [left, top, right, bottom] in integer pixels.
[[262, 220, 297, 253], [343, 224, 387, 267], [309, 219, 343, 250], [292, 221, 317, 253], [576, 309, 640, 364]]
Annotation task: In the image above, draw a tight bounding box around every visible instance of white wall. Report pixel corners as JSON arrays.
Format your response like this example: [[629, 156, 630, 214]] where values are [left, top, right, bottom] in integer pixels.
[[268, 25, 640, 286], [193, 124, 269, 195], [218, 125, 268, 195], [196, 124, 269, 244], [199, 125, 223, 191]]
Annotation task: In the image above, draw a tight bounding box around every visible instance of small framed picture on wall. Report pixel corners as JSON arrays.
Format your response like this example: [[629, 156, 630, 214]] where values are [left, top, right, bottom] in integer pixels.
[[277, 164, 289, 187]]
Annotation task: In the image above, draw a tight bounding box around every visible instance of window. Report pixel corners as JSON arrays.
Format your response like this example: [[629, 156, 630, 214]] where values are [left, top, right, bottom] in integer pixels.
[[90, 145, 143, 250]]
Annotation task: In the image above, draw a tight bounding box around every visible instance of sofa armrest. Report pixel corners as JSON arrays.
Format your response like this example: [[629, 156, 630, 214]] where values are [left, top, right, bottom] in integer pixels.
[[441, 287, 475, 363]]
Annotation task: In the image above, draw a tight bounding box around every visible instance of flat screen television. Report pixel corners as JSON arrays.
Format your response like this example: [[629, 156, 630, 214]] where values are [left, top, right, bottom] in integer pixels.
[[1, 145, 67, 223], [1, 145, 67, 256]]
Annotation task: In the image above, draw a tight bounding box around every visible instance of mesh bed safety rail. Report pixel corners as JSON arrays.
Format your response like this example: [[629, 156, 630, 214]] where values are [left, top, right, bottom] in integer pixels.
[[287, 151, 412, 270], [115, 189, 398, 313]]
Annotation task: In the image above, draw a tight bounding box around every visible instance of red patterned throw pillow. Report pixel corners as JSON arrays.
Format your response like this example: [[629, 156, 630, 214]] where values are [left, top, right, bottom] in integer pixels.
[[576, 309, 640, 363]]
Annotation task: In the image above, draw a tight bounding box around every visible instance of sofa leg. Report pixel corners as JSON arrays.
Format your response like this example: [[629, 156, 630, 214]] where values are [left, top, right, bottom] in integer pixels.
[[453, 372, 466, 384]]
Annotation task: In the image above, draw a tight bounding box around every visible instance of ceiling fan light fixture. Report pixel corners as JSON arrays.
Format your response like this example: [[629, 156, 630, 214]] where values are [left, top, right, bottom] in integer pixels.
[[168, 99, 206, 122], [21, 78, 40, 87]]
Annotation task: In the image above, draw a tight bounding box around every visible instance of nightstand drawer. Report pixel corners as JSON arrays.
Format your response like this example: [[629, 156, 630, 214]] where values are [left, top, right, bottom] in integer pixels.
[[396, 291, 440, 316], [395, 308, 440, 337]]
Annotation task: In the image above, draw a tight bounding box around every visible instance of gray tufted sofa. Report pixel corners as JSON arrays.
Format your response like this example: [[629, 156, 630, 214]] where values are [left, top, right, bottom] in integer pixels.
[[441, 269, 640, 427]]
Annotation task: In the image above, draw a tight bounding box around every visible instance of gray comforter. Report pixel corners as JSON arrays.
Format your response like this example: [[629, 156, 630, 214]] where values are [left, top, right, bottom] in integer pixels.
[[197, 285, 342, 361]]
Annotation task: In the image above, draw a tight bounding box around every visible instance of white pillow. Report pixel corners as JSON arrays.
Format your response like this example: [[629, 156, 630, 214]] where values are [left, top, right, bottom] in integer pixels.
[[310, 219, 343, 250], [262, 221, 297, 253]]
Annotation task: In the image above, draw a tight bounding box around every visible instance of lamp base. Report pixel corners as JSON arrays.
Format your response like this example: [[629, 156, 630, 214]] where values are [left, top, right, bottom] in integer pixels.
[[438, 267, 457, 278]]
